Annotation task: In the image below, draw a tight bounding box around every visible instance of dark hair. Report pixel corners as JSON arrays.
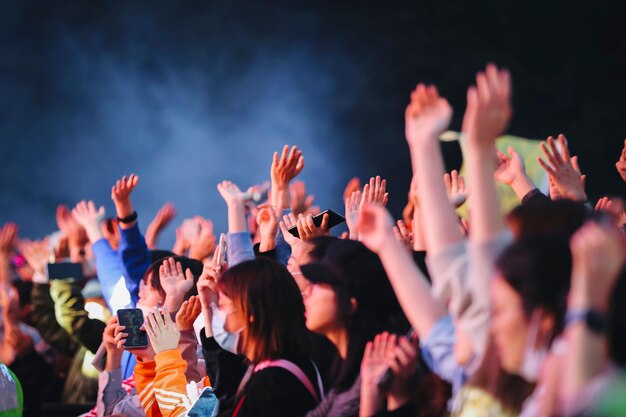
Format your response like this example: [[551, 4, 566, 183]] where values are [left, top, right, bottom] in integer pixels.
[[507, 199, 586, 240], [496, 233, 571, 340], [142, 256, 203, 300], [609, 266, 626, 367], [312, 239, 407, 392], [216, 258, 311, 364], [307, 236, 340, 261]]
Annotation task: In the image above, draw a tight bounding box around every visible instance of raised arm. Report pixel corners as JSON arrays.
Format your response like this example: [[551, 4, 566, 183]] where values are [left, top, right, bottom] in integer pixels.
[[217, 180, 255, 266], [405, 84, 462, 254], [494, 146, 537, 202], [73, 201, 131, 312], [111, 174, 152, 305], [538, 134, 588, 202], [145, 203, 176, 250], [358, 203, 446, 339], [270, 145, 304, 209]]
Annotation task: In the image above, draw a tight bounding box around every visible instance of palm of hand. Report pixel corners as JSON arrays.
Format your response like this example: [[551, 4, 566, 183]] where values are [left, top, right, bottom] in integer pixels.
[[358, 205, 394, 254], [495, 154, 523, 185]]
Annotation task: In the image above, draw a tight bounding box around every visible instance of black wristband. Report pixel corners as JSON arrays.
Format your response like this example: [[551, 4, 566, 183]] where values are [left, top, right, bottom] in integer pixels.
[[117, 211, 138, 224]]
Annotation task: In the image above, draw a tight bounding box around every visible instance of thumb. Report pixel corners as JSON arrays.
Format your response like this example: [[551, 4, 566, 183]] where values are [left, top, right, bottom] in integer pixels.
[[185, 268, 193, 282]]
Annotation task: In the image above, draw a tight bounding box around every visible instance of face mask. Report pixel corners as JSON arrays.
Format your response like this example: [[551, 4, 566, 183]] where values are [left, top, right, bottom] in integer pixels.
[[211, 306, 243, 354], [136, 302, 154, 317], [519, 310, 550, 382]]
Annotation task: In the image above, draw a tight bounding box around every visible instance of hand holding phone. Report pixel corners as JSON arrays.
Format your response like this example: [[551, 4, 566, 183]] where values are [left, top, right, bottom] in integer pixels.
[[287, 209, 346, 239], [188, 387, 219, 416], [117, 308, 149, 349]]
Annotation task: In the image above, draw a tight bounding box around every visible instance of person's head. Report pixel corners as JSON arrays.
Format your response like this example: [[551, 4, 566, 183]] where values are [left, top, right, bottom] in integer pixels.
[[491, 233, 571, 380], [287, 236, 339, 294], [301, 239, 406, 390], [215, 258, 310, 363], [138, 255, 202, 311], [506, 199, 586, 240]]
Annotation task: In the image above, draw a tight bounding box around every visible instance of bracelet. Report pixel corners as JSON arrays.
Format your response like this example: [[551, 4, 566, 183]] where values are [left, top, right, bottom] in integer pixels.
[[117, 211, 138, 224]]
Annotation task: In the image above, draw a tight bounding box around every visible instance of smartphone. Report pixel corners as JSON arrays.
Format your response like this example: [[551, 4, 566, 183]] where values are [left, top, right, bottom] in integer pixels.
[[47, 262, 83, 280], [287, 209, 346, 238], [188, 387, 219, 417], [217, 233, 227, 265], [117, 308, 149, 349]]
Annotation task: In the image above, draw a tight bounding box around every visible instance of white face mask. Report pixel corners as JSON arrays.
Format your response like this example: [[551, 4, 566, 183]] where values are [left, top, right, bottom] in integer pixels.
[[519, 310, 550, 382], [211, 306, 243, 354], [136, 302, 154, 317]]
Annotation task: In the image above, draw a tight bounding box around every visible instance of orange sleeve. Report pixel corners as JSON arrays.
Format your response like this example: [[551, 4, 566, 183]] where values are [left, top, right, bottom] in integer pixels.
[[153, 349, 194, 417], [134, 359, 163, 417]]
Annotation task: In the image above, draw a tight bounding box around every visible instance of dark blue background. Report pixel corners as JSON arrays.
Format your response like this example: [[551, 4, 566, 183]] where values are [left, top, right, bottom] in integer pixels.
[[1, 0, 625, 246]]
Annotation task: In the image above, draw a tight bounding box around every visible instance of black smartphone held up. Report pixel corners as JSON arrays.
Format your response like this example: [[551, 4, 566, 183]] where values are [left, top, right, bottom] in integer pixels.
[[188, 387, 219, 417], [287, 209, 346, 238], [117, 308, 149, 349], [47, 262, 83, 280]]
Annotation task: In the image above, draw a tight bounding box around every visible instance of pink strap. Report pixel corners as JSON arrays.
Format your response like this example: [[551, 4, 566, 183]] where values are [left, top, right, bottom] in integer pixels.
[[255, 359, 319, 402]]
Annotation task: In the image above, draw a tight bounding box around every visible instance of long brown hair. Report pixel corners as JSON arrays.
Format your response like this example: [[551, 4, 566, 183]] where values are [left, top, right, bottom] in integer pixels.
[[216, 258, 311, 363]]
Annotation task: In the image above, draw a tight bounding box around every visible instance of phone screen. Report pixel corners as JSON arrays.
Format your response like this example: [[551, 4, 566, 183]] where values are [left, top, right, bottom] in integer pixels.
[[117, 308, 148, 348], [188, 387, 219, 417]]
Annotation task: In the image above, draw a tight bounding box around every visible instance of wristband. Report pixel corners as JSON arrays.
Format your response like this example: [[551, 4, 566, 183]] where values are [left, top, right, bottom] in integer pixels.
[[117, 211, 138, 224]]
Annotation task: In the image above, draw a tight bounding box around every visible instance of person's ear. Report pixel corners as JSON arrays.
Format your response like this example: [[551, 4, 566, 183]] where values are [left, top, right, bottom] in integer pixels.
[[538, 310, 555, 345], [349, 297, 358, 314]]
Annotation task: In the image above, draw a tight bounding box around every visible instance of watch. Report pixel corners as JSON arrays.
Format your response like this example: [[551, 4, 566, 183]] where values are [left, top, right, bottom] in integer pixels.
[[117, 211, 138, 224], [565, 309, 607, 335]]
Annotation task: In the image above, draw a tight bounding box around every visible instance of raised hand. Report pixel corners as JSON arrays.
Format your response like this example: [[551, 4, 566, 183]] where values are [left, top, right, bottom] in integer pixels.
[[538, 135, 587, 201], [360, 176, 389, 208], [197, 252, 222, 337], [271, 145, 304, 188], [392, 220, 413, 251], [495, 146, 524, 184], [385, 335, 419, 409], [72, 200, 106, 243], [160, 257, 194, 312], [405, 84, 453, 146], [176, 295, 202, 331], [0, 223, 17, 254], [256, 206, 280, 252], [343, 177, 362, 202], [443, 170, 468, 208], [217, 180, 247, 206], [145, 203, 177, 250], [290, 181, 317, 216], [462, 63, 512, 149], [616, 139, 626, 183], [359, 332, 396, 417], [111, 174, 139, 204], [358, 204, 396, 254], [189, 217, 216, 261], [56, 205, 88, 259], [595, 197, 626, 228], [19, 240, 50, 275], [569, 221, 626, 311], [345, 190, 361, 240], [144, 307, 180, 354]]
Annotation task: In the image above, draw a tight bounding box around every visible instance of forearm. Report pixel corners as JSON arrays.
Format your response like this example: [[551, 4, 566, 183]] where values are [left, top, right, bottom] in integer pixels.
[[360, 385, 384, 417], [465, 145, 505, 242], [114, 199, 135, 230], [105, 352, 123, 372], [509, 174, 537, 202], [412, 205, 427, 251], [410, 140, 463, 254], [227, 203, 248, 233], [271, 183, 290, 209], [378, 235, 446, 337]]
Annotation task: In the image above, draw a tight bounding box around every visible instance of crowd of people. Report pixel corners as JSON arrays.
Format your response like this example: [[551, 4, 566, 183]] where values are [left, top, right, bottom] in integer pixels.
[[1, 63, 625, 417]]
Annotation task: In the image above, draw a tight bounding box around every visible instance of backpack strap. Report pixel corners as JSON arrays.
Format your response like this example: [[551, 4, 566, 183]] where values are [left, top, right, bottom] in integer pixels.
[[255, 359, 320, 402]]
